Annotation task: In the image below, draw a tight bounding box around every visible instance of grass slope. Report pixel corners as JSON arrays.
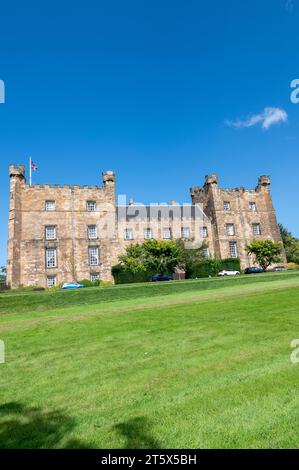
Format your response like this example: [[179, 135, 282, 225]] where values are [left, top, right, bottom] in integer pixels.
[[1, 272, 299, 448]]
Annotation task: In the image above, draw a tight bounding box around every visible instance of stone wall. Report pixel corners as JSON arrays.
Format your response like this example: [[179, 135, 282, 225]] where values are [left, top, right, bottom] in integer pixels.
[[7, 165, 284, 288], [191, 174, 285, 269], [7, 165, 119, 288]]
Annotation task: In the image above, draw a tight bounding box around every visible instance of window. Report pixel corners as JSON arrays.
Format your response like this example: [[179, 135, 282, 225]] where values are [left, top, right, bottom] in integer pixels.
[[181, 227, 190, 238], [202, 247, 209, 258], [45, 225, 56, 240], [88, 225, 97, 239], [226, 223, 235, 236], [249, 202, 256, 211], [88, 246, 99, 265], [45, 200, 55, 211], [46, 248, 57, 268], [252, 223, 261, 236], [229, 241, 238, 258], [200, 226, 208, 238], [90, 273, 99, 282], [47, 276, 56, 287], [86, 201, 96, 212], [144, 228, 153, 239], [163, 227, 171, 239], [124, 228, 133, 240], [223, 201, 230, 211]]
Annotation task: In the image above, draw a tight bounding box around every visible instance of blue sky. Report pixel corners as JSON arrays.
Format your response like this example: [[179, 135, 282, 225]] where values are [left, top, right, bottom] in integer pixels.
[[0, 0, 299, 266]]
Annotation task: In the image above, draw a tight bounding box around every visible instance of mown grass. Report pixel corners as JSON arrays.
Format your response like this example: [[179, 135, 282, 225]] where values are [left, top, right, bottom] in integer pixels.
[[0, 270, 297, 315], [1, 272, 299, 448]]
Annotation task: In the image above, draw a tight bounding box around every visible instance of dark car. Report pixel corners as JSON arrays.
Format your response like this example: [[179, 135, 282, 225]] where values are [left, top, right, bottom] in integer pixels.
[[151, 274, 173, 282], [244, 267, 264, 274]]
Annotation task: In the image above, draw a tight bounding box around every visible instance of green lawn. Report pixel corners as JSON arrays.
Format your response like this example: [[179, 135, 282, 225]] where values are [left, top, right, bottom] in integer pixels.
[[1, 272, 299, 448]]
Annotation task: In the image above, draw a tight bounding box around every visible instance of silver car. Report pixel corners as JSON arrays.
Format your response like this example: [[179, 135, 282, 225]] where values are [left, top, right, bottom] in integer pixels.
[[218, 270, 240, 276]]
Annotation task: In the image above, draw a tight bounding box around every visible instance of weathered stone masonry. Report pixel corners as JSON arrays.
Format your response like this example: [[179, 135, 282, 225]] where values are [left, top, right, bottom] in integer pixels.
[[7, 165, 284, 288]]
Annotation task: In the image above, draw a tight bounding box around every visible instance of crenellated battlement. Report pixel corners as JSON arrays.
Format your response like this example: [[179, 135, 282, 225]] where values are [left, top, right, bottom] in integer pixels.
[[9, 164, 26, 181], [9, 164, 115, 192], [23, 183, 103, 190], [191, 173, 271, 199], [6, 165, 284, 289]]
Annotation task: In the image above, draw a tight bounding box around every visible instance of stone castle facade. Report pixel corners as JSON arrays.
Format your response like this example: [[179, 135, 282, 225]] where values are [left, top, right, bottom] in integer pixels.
[[7, 164, 284, 288]]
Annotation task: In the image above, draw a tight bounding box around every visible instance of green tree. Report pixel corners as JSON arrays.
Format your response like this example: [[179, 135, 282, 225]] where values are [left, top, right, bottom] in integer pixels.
[[0, 266, 6, 285], [118, 243, 147, 274], [175, 239, 208, 271], [246, 239, 282, 271], [279, 224, 299, 264], [119, 239, 182, 276]]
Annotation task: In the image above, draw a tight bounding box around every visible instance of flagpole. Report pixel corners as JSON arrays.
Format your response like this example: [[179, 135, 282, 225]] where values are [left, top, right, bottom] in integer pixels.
[[29, 156, 32, 187]]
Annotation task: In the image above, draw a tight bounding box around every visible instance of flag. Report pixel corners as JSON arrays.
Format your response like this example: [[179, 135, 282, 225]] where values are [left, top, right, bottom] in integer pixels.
[[31, 161, 38, 171]]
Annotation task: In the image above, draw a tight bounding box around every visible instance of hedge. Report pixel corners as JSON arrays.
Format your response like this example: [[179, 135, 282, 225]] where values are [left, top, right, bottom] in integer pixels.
[[220, 258, 241, 271], [112, 265, 155, 284], [187, 258, 241, 279], [112, 258, 241, 284], [77, 279, 100, 287]]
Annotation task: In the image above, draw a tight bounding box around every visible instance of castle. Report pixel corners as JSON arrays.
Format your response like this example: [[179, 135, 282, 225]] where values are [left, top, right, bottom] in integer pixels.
[[7, 164, 284, 288]]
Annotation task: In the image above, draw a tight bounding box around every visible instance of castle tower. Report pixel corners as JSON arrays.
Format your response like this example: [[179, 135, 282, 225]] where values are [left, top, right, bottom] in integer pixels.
[[7, 164, 119, 288], [7, 165, 26, 288], [190, 174, 285, 269]]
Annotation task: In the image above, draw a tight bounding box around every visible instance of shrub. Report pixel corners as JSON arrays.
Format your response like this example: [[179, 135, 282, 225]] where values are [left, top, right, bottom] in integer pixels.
[[77, 279, 100, 287], [99, 280, 114, 287], [0, 284, 11, 291], [112, 264, 155, 284], [287, 262, 299, 270], [220, 258, 241, 271], [45, 285, 61, 292], [187, 258, 222, 278]]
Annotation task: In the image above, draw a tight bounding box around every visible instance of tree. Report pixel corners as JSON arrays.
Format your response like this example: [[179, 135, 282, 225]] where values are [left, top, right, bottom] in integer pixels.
[[0, 266, 7, 285], [118, 243, 147, 274], [279, 224, 299, 264], [119, 239, 182, 276], [246, 239, 282, 271], [174, 239, 208, 272]]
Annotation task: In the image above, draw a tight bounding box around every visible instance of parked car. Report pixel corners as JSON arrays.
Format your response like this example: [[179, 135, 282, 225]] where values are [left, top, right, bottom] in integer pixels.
[[151, 274, 173, 282], [272, 266, 287, 272], [244, 267, 264, 274], [217, 270, 240, 276], [61, 282, 85, 289]]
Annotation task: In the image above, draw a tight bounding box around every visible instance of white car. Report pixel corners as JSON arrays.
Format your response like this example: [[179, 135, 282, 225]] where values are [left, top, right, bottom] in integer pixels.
[[218, 270, 240, 276]]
